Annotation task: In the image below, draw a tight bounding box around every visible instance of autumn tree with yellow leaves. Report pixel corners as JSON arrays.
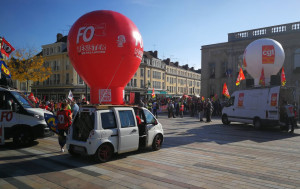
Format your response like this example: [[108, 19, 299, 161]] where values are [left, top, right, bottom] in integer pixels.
[[8, 49, 52, 91]]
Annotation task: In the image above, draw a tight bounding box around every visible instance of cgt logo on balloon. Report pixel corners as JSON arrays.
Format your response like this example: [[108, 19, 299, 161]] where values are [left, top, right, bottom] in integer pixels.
[[262, 45, 275, 64]]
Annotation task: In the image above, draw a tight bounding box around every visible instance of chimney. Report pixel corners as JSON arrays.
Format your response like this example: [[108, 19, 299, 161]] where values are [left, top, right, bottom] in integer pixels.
[[154, 50, 158, 58], [57, 33, 63, 42]]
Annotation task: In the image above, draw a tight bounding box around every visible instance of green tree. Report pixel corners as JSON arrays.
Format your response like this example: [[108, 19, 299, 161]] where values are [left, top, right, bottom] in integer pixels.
[[8, 49, 52, 91]]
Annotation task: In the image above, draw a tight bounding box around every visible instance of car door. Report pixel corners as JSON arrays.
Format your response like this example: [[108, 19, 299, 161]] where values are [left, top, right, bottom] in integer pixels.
[[114, 107, 139, 153]]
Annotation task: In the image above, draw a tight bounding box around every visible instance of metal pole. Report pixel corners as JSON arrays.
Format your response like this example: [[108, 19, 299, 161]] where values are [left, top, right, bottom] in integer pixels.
[[85, 83, 88, 101]]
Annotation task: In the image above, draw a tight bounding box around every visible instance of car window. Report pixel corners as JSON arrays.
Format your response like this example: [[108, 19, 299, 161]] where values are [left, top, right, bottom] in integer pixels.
[[226, 96, 235, 107], [101, 112, 117, 129], [119, 110, 135, 128], [143, 108, 156, 124]]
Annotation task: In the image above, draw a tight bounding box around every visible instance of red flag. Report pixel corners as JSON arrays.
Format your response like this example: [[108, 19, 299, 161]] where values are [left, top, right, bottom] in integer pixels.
[[151, 88, 155, 98], [281, 67, 286, 86], [259, 67, 265, 86], [236, 68, 245, 86], [222, 83, 230, 99], [28, 92, 37, 103], [1, 38, 15, 57], [130, 92, 135, 104]]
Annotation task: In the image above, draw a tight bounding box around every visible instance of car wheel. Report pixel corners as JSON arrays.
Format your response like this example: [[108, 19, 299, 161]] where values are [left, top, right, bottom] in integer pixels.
[[253, 118, 262, 129], [94, 143, 113, 163], [152, 134, 162, 151], [222, 114, 230, 125], [13, 128, 33, 146], [68, 146, 80, 157]]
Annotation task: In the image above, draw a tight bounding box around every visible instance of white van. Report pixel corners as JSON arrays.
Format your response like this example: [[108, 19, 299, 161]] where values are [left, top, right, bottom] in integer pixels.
[[66, 105, 164, 162], [221, 86, 295, 129], [0, 86, 52, 145]]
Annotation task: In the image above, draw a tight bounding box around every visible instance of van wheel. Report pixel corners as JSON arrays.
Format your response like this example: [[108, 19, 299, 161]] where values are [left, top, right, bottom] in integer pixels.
[[253, 118, 262, 129], [152, 134, 162, 151], [94, 143, 113, 163], [13, 129, 33, 146], [222, 114, 230, 125]]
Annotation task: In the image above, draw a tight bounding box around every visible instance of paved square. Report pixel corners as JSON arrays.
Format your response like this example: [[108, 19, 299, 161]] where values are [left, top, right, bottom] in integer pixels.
[[0, 115, 299, 189]]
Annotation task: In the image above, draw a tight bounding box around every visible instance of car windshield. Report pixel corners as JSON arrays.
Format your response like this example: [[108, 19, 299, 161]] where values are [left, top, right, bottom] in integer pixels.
[[11, 91, 34, 108]]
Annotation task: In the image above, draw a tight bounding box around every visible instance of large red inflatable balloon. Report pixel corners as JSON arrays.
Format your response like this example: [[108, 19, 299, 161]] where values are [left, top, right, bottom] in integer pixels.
[[68, 10, 143, 104]]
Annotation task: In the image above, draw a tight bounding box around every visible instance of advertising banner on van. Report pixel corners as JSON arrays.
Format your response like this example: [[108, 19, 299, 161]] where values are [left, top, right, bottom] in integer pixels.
[[238, 93, 244, 107], [271, 93, 278, 106]]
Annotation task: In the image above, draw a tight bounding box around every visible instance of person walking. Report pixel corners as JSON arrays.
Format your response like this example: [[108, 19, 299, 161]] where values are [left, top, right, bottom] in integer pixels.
[[57, 103, 72, 152], [198, 101, 204, 122], [71, 100, 79, 119], [152, 101, 158, 118], [179, 102, 184, 118], [205, 99, 213, 122]]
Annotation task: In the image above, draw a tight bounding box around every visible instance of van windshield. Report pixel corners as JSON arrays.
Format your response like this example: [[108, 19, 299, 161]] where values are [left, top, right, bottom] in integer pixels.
[[11, 91, 34, 108]]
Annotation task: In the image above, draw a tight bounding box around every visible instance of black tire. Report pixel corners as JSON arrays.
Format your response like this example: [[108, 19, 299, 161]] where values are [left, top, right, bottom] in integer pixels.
[[94, 143, 113, 163], [13, 128, 33, 146], [253, 118, 262, 129], [222, 114, 230, 125], [152, 134, 163, 151], [68, 146, 80, 157]]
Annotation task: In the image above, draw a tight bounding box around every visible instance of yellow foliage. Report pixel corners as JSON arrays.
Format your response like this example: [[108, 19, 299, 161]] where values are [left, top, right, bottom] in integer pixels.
[[8, 49, 52, 82]]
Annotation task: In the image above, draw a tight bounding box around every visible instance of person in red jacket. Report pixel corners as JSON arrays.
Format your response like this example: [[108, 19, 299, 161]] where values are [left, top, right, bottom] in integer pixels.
[[57, 102, 72, 152]]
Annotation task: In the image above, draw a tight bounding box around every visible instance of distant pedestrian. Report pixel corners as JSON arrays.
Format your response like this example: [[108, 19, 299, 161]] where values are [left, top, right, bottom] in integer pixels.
[[205, 99, 213, 122], [179, 102, 184, 118]]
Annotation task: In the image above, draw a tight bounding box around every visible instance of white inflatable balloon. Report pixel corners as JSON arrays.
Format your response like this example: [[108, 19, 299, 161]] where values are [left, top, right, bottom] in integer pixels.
[[243, 38, 285, 86]]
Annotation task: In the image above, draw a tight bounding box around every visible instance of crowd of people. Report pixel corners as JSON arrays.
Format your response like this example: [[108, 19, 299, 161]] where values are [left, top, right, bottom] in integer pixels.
[[138, 96, 225, 122], [31, 98, 86, 152]]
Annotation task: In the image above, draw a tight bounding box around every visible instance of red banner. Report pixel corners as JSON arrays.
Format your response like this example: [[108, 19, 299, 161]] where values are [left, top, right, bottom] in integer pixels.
[[281, 67, 286, 86], [130, 92, 135, 104], [222, 83, 230, 99], [259, 67, 265, 86], [238, 93, 244, 107], [271, 93, 277, 107], [1, 38, 15, 57], [236, 68, 245, 86]]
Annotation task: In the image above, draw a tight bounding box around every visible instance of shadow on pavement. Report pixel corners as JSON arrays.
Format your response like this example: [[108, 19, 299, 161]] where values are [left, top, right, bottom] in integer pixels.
[[162, 119, 299, 148]]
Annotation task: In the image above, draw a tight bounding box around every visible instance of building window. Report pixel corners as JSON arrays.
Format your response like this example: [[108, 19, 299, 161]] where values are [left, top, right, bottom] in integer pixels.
[[20, 82, 26, 91], [56, 74, 60, 84], [66, 60, 70, 70], [294, 48, 300, 72], [57, 46, 61, 53], [147, 70, 150, 78], [140, 79, 144, 88], [209, 63, 215, 78], [153, 71, 161, 79], [140, 68, 144, 77], [133, 79, 137, 87], [66, 73, 69, 84], [78, 75, 84, 85]]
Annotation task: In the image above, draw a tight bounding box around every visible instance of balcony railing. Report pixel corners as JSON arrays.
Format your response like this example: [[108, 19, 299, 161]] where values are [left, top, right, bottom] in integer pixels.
[[228, 21, 300, 41]]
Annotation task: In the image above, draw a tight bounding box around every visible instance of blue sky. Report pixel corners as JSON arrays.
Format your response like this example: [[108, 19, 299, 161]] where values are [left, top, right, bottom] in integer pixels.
[[1, 0, 300, 69]]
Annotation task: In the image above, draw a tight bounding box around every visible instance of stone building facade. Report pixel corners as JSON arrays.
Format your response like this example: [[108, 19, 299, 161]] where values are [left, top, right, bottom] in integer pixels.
[[201, 21, 300, 105], [30, 34, 201, 102]]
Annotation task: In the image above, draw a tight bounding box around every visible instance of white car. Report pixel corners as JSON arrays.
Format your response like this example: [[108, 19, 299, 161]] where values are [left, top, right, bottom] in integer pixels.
[[66, 105, 164, 162]]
